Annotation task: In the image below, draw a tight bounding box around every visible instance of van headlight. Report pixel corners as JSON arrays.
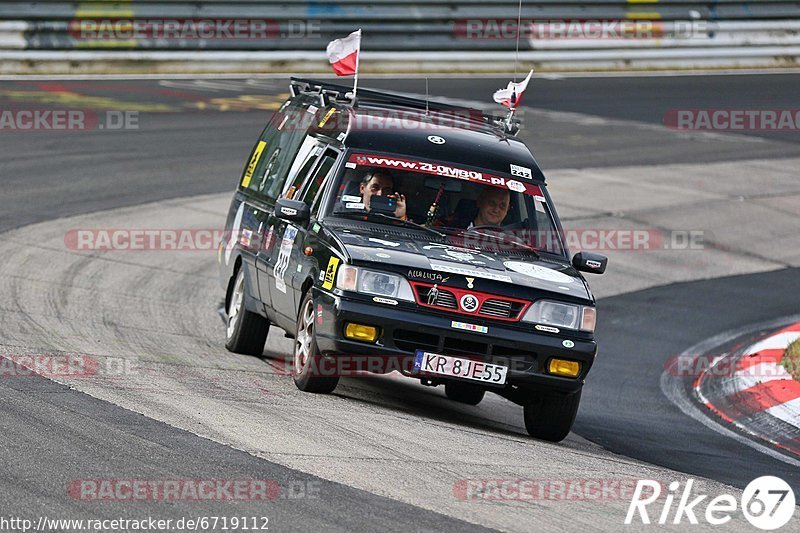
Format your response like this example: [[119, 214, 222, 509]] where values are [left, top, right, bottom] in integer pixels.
[[336, 265, 414, 301], [522, 300, 596, 332]]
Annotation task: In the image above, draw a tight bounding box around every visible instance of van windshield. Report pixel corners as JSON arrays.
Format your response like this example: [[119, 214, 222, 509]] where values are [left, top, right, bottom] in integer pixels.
[[325, 152, 565, 256]]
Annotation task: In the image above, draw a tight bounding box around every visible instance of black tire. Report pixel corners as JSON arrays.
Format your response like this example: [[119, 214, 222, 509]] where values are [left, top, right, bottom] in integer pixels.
[[225, 268, 269, 356], [523, 389, 582, 442], [293, 291, 339, 394], [444, 380, 486, 405]]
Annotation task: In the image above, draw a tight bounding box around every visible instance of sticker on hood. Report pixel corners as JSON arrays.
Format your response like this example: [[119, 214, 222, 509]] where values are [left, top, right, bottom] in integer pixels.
[[369, 237, 400, 247], [430, 260, 512, 283], [445, 249, 476, 262], [503, 261, 575, 284]]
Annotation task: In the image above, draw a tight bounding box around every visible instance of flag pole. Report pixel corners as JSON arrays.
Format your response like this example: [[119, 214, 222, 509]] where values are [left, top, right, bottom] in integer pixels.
[[352, 29, 362, 98]]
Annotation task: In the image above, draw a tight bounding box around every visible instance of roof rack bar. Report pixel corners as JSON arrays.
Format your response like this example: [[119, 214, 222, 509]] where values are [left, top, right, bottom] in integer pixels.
[[289, 76, 520, 135], [291, 76, 468, 112]]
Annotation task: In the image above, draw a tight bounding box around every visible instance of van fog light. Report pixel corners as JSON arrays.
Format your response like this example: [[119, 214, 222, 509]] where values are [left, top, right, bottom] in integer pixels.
[[548, 358, 580, 378], [344, 323, 378, 343]]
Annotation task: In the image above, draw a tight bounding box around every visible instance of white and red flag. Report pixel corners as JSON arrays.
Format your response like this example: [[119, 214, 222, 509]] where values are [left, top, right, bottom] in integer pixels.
[[326, 29, 361, 76], [493, 69, 534, 109]]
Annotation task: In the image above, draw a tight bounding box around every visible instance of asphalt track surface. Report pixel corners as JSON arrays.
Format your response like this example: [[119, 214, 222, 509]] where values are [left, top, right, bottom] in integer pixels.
[[1, 74, 799, 530], [1, 372, 488, 532], [583, 268, 800, 491]]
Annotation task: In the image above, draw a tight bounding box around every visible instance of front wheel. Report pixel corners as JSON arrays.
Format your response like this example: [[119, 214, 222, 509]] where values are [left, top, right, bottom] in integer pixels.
[[225, 268, 269, 356], [523, 389, 581, 442], [293, 292, 339, 394]]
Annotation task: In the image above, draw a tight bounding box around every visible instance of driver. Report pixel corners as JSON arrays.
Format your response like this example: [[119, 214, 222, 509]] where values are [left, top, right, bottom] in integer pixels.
[[469, 186, 510, 229], [360, 171, 407, 220]]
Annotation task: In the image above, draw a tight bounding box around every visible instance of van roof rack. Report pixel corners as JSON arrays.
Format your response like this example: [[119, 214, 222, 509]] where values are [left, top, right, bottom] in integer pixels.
[[289, 77, 520, 136]]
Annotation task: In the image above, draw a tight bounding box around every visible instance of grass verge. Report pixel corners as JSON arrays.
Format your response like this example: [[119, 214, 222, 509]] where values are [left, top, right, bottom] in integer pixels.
[[782, 339, 800, 381]]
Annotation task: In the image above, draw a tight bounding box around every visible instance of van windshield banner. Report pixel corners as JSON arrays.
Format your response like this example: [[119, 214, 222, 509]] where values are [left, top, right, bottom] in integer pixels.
[[348, 153, 543, 197]]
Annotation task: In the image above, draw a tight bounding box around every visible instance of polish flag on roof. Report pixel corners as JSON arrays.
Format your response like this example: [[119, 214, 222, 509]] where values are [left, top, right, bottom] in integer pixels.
[[493, 69, 534, 109], [326, 30, 361, 77]]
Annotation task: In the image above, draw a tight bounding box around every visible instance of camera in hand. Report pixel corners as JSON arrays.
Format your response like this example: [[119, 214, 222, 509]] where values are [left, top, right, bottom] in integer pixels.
[[369, 195, 397, 216]]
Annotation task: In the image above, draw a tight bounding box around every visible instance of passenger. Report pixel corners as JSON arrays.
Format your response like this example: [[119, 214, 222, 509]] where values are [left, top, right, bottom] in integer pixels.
[[470, 186, 510, 228], [359, 171, 407, 220]]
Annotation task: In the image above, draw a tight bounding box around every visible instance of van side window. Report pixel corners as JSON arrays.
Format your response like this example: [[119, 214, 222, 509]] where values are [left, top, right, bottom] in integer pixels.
[[284, 150, 320, 200], [240, 121, 281, 196], [282, 136, 322, 197], [302, 152, 338, 212], [260, 108, 318, 200], [242, 98, 318, 201]]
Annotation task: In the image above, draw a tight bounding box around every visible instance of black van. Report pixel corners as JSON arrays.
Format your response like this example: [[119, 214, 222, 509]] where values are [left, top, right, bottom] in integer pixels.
[[218, 78, 608, 442]]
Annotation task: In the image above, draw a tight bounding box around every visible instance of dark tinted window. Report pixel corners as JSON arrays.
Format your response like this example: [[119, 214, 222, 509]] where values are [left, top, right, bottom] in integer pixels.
[[241, 97, 318, 201], [301, 152, 338, 211], [284, 149, 320, 200]]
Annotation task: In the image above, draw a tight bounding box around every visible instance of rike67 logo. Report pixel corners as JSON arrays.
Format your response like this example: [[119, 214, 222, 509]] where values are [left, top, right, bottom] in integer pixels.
[[626, 476, 795, 530]]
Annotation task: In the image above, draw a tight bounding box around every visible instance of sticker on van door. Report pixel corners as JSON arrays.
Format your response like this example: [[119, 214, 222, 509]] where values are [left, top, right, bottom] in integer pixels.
[[273, 225, 298, 294], [322, 256, 340, 290], [241, 141, 266, 188]]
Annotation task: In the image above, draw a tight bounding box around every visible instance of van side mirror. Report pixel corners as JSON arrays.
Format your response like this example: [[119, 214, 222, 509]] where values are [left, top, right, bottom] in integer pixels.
[[275, 198, 310, 223], [572, 252, 608, 274]]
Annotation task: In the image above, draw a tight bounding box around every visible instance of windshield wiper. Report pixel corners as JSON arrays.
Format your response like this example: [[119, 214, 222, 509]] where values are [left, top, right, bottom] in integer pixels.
[[332, 210, 445, 238]]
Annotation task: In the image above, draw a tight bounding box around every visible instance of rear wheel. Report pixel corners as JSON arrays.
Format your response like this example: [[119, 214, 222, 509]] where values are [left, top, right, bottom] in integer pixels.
[[293, 292, 339, 394], [225, 268, 269, 356], [523, 389, 581, 442], [444, 381, 485, 405]]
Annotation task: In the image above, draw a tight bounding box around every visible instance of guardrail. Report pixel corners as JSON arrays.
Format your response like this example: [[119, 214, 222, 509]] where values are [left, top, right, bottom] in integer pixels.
[[1, 1, 799, 72]]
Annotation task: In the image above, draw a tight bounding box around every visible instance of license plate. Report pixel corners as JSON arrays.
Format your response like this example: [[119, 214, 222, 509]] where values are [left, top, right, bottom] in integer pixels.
[[413, 350, 507, 385]]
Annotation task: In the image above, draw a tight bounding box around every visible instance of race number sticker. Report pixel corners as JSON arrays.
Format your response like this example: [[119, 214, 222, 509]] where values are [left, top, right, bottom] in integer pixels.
[[241, 141, 266, 188], [322, 256, 340, 290], [510, 164, 532, 179], [273, 225, 298, 294]]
